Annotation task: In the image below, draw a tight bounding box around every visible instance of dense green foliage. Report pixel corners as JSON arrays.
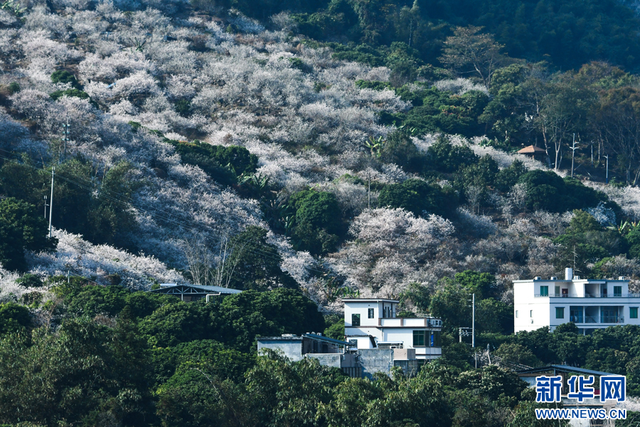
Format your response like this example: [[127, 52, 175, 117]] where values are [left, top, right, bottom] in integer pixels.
[[517, 171, 610, 213], [0, 197, 56, 272], [0, 158, 137, 249], [3, 276, 638, 425], [222, 226, 298, 290], [276, 0, 640, 72], [0, 285, 542, 427], [375, 84, 489, 136], [553, 210, 625, 273], [287, 188, 345, 255], [379, 178, 457, 218], [479, 324, 640, 396], [426, 270, 512, 336], [167, 140, 258, 186]]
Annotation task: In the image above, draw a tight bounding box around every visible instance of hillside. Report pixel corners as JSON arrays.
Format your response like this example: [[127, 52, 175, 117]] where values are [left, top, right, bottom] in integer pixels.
[[1, 0, 640, 307], [3, 0, 640, 425]]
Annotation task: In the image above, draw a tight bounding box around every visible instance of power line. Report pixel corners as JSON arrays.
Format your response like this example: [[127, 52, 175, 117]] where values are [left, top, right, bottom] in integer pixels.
[[0, 149, 335, 279]]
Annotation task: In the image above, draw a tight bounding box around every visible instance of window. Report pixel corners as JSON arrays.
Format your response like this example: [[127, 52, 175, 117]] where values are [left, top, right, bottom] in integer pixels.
[[555, 286, 560, 296], [530, 310, 533, 318], [413, 330, 425, 346], [368, 308, 374, 318], [570, 306, 584, 323], [556, 307, 565, 319], [601, 306, 622, 323], [429, 331, 441, 347], [631, 307, 638, 319], [351, 313, 360, 327], [614, 286, 622, 297], [540, 286, 548, 296]]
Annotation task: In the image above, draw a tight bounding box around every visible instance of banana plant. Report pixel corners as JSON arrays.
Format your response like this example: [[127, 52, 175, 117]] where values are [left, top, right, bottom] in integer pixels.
[[363, 135, 386, 158], [1, 0, 24, 17], [615, 220, 639, 235]]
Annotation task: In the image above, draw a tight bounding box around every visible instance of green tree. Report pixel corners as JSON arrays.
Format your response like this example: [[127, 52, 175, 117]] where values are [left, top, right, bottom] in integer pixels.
[[379, 131, 428, 174], [50, 158, 93, 235], [517, 170, 565, 212], [224, 226, 298, 291], [455, 155, 498, 212], [454, 270, 497, 299], [218, 288, 325, 353], [138, 302, 209, 348], [536, 72, 595, 171], [0, 198, 56, 271], [439, 26, 507, 87], [553, 210, 624, 275], [86, 161, 138, 245], [590, 86, 640, 184], [494, 160, 527, 192], [288, 189, 344, 255], [0, 318, 153, 426], [50, 70, 81, 89], [427, 136, 479, 173], [0, 160, 47, 207], [494, 343, 541, 367], [54, 281, 130, 317], [429, 282, 471, 334], [378, 178, 457, 218], [0, 302, 32, 336], [514, 327, 556, 364], [245, 350, 346, 427], [156, 365, 254, 427], [476, 298, 513, 334]]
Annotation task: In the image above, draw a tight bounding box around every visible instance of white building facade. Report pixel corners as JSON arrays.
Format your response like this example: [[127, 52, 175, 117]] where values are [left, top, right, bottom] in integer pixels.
[[343, 298, 443, 360], [514, 268, 640, 334]]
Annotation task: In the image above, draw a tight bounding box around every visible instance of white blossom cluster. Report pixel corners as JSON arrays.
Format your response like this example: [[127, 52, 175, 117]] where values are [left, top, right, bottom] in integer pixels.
[[327, 208, 455, 298], [3, 2, 633, 312], [27, 229, 184, 289]]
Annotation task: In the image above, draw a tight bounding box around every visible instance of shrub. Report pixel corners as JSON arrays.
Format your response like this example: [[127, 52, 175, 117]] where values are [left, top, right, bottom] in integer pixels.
[[378, 179, 458, 218], [16, 274, 43, 288]]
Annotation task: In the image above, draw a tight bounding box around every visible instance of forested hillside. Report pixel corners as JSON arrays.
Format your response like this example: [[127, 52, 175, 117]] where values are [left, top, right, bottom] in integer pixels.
[[2, 0, 640, 424]]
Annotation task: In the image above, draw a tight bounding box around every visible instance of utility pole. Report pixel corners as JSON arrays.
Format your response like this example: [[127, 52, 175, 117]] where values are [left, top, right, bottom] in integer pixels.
[[604, 155, 609, 184], [48, 167, 55, 238], [570, 133, 578, 178], [472, 293, 475, 349], [471, 293, 476, 368]]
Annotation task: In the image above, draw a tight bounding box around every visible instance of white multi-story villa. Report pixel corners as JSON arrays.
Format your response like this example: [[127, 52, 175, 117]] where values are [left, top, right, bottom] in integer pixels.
[[514, 268, 640, 334], [343, 298, 443, 360]]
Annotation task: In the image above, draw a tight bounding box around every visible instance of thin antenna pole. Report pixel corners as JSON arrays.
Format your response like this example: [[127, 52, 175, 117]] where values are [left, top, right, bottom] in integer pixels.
[[472, 293, 476, 368], [604, 155, 609, 184], [570, 133, 577, 178], [472, 293, 475, 349], [48, 167, 55, 238]]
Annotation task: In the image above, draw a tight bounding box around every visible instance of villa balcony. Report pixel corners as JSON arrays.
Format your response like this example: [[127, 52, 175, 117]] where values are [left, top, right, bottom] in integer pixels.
[[378, 317, 442, 328], [534, 293, 640, 298]]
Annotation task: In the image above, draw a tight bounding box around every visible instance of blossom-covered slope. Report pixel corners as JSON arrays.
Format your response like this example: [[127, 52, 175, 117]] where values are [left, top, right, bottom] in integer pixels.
[[1, 2, 640, 311]]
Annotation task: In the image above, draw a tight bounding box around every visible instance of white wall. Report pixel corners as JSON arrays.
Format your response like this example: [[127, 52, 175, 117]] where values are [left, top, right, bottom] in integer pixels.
[[514, 279, 638, 333]]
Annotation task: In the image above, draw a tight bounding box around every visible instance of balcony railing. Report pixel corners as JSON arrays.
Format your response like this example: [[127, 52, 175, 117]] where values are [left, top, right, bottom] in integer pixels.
[[535, 293, 640, 298], [567, 315, 624, 324], [378, 318, 442, 328]]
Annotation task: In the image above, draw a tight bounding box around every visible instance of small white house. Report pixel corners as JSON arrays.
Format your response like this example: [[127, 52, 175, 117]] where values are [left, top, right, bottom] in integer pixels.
[[343, 298, 443, 360], [513, 268, 640, 334]]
